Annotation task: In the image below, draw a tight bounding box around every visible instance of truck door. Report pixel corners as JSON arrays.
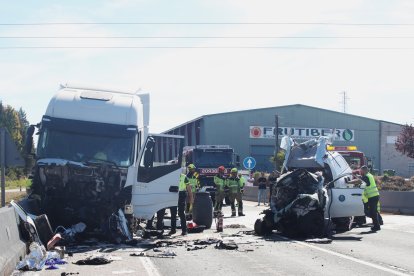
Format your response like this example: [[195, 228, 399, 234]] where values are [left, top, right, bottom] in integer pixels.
[[329, 187, 365, 217], [327, 154, 365, 218], [132, 134, 184, 220]]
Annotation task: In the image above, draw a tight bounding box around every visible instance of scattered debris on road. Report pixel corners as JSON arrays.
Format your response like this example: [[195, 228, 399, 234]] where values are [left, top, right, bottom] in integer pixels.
[[304, 238, 333, 244], [224, 224, 247, 229], [73, 256, 112, 265]]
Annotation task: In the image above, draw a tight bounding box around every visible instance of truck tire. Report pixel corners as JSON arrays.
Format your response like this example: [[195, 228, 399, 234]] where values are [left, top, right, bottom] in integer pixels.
[[192, 192, 213, 229], [254, 218, 273, 236], [332, 217, 354, 232]]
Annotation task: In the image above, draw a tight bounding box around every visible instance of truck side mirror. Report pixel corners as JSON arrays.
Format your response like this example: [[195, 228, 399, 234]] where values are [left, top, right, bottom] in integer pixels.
[[24, 125, 35, 155]]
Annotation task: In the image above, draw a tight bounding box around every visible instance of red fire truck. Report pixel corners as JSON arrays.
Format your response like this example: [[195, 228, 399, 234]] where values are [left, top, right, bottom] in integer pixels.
[[183, 145, 240, 187], [326, 145, 369, 169]]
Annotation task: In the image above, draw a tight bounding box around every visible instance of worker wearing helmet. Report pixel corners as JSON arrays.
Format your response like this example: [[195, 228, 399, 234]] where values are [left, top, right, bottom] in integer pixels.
[[214, 166, 227, 214], [186, 164, 199, 215], [225, 168, 245, 216]]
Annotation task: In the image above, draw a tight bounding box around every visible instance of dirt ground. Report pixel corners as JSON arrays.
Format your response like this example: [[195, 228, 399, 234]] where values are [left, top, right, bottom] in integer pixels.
[[2, 191, 27, 204]]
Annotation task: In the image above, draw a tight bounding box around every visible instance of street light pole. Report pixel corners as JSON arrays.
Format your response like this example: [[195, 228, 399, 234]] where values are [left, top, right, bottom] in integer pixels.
[[275, 115, 279, 172]]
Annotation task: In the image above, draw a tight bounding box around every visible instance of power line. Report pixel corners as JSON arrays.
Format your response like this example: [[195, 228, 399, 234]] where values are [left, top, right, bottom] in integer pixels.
[[1, 36, 414, 39], [1, 22, 414, 26]]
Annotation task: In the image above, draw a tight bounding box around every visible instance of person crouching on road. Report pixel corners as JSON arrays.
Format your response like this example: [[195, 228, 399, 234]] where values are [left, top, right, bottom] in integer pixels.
[[225, 168, 245, 217], [186, 164, 199, 216], [214, 166, 227, 215], [348, 165, 381, 231]]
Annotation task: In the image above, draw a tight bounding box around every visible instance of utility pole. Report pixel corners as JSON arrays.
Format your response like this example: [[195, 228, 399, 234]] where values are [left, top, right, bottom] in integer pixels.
[[275, 115, 279, 172], [1, 128, 6, 207]]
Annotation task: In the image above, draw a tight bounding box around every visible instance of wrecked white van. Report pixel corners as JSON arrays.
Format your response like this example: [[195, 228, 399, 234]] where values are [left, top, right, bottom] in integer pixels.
[[255, 137, 365, 237], [25, 85, 183, 240]]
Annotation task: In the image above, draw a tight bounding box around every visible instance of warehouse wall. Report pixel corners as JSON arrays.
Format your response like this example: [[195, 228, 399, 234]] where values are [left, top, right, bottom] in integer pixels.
[[163, 104, 398, 173], [202, 105, 381, 171], [380, 122, 414, 177]]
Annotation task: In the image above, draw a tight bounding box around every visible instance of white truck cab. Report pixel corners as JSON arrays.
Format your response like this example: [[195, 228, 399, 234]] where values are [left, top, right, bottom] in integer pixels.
[[27, 85, 183, 232]]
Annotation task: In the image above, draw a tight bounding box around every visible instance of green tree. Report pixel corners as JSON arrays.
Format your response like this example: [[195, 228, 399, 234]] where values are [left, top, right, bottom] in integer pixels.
[[0, 101, 31, 178], [269, 150, 286, 172]]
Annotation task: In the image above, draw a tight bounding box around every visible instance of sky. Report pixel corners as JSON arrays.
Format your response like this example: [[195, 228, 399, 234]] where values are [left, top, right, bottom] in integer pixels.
[[1, 0, 414, 132]]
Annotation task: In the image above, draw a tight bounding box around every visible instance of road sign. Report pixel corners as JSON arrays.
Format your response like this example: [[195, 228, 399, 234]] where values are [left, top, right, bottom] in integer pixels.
[[243, 157, 256, 170]]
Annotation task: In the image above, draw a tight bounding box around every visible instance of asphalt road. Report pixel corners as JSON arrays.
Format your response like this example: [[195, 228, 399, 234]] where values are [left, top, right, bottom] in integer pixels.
[[16, 201, 414, 276]]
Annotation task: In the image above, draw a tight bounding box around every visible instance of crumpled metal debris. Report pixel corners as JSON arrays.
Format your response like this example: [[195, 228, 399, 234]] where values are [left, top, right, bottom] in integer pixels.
[[187, 245, 207, 251], [16, 242, 61, 271], [193, 238, 221, 245], [224, 224, 247, 229], [304, 238, 332, 244], [215, 240, 238, 250], [73, 256, 112, 265], [55, 222, 86, 242]]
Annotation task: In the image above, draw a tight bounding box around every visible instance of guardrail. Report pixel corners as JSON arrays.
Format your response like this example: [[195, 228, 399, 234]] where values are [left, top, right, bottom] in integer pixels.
[[379, 191, 414, 215], [0, 206, 26, 276], [243, 186, 414, 215]]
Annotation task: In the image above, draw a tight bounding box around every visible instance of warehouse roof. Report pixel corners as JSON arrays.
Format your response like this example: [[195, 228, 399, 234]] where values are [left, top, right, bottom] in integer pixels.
[[163, 104, 402, 133]]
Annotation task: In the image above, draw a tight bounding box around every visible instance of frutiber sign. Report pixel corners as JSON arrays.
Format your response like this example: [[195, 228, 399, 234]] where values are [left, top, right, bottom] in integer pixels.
[[249, 126, 355, 141]]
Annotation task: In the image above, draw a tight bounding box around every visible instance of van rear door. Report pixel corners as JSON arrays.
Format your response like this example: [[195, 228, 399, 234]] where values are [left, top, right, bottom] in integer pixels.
[[132, 134, 184, 220]]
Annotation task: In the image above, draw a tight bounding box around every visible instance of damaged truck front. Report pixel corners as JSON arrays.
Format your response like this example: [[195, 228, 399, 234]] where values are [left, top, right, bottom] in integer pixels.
[[24, 85, 184, 242], [255, 137, 365, 237]]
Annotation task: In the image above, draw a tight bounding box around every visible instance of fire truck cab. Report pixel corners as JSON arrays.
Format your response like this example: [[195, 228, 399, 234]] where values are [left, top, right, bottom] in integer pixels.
[[327, 145, 369, 169], [183, 145, 239, 187]]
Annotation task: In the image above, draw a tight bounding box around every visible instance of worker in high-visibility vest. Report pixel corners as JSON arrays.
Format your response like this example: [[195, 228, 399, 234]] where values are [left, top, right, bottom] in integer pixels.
[[186, 164, 199, 215], [214, 166, 227, 214], [169, 173, 193, 235], [362, 189, 383, 226], [225, 168, 245, 217], [349, 165, 381, 231]]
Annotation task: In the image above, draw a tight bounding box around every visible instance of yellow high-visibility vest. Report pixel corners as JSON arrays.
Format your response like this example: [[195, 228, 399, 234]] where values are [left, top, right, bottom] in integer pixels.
[[365, 173, 379, 199], [179, 174, 189, 191], [214, 175, 226, 192]]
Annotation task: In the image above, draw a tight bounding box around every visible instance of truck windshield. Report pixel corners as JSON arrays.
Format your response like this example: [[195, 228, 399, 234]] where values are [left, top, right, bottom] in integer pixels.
[[194, 151, 233, 167], [37, 128, 135, 167]]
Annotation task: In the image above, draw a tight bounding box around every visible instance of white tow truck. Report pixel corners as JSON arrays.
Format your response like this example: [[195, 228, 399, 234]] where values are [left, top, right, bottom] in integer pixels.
[[255, 137, 365, 236], [25, 84, 183, 239]]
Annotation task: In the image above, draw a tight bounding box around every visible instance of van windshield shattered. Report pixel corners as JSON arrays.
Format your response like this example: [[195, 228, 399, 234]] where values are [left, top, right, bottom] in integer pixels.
[[37, 118, 135, 167]]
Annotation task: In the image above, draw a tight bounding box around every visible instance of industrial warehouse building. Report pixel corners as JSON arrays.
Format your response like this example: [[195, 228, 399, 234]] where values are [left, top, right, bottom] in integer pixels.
[[163, 104, 413, 177]]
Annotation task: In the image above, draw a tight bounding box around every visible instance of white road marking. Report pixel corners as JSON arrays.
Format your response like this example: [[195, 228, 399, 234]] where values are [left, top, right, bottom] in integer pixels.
[[140, 256, 162, 276], [277, 235, 409, 276], [112, 270, 136, 274]]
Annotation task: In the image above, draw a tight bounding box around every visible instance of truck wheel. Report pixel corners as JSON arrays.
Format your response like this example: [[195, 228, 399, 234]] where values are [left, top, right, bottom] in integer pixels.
[[254, 218, 273, 236], [354, 216, 366, 227], [332, 217, 354, 232]]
